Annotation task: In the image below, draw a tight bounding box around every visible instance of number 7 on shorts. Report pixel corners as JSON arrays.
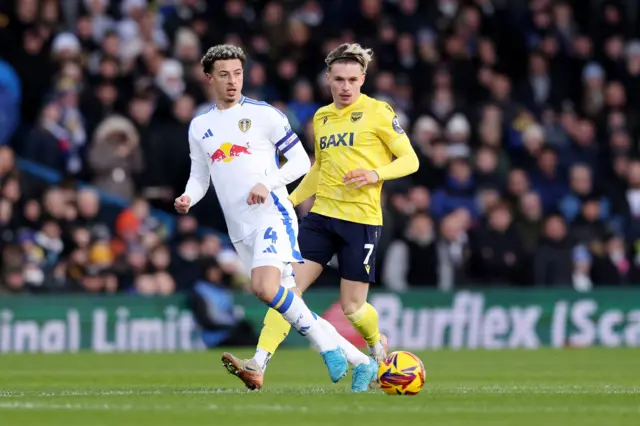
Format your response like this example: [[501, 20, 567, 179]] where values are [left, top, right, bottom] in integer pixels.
[[363, 243, 374, 264]]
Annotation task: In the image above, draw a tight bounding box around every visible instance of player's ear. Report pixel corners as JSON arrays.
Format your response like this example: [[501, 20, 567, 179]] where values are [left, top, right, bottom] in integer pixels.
[[324, 71, 331, 85]]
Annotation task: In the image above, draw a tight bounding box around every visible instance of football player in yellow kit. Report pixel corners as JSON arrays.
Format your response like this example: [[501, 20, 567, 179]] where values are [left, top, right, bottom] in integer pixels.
[[222, 43, 419, 392]]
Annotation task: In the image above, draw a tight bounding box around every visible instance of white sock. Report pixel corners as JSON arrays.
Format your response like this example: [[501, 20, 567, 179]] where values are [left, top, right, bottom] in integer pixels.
[[253, 348, 271, 372], [315, 314, 370, 366], [368, 341, 385, 356], [269, 287, 337, 353]]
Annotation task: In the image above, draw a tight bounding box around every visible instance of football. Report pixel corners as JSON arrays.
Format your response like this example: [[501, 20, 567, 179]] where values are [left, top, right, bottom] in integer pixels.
[[377, 351, 426, 396]]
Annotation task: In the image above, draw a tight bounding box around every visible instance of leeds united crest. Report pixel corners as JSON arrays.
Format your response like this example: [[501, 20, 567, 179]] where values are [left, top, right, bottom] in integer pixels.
[[350, 111, 363, 123], [238, 118, 251, 132]]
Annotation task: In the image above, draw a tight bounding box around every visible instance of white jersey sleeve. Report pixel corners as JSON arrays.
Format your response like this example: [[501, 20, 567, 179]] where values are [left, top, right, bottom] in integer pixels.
[[182, 122, 211, 207], [261, 108, 311, 191]]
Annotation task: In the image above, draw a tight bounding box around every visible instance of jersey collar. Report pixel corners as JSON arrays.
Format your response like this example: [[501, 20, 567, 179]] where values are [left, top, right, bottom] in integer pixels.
[[215, 94, 246, 111], [331, 93, 367, 115]]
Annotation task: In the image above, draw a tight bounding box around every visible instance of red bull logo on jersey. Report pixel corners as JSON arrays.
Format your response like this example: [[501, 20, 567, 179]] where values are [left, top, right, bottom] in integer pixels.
[[209, 142, 251, 163]]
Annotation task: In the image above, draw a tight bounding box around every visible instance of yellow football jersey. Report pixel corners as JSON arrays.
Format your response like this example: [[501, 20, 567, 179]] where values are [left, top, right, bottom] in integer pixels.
[[301, 94, 413, 226]]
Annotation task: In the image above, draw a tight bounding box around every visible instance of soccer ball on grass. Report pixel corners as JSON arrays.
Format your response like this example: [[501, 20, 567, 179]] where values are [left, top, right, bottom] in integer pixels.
[[377, 351, 425, 396]]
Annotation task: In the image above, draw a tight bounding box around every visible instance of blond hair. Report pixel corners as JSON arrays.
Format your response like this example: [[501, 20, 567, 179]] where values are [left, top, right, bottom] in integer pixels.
[[325, 43, 374, 73]]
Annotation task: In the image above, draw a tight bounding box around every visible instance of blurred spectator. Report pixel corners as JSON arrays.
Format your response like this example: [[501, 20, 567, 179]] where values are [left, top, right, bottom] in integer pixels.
[[529, 146, 569, 213], [88, 115, 143, 201], [190, 259, 257, 348], [436, 210, 471, 291], [170, 232, 203, 291], [287, 80, 319, 127], [0, 59, 20, 145], [515, 191, 544, 255], [534, 214, 573, 286], [383, 212, 437, 291], [431, 158, 478, 220], [591, 233, 640, 285], [470, 203, 525, 285]]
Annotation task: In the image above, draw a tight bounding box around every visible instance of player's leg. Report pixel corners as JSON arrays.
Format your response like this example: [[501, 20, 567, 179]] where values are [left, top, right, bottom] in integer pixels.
[[291, 212, 336, 292], [221, 240, 267, 390], [246, 213, 335, 373], [252, 306, 290, 371], [337, 223, 388, 362], [307, 306, 376, 392], [250, 265, 298, 373], [289, 213, 375, 381], [226, 266, 372, 390], [292, 213, 376, 390], [251, 220, 348, 381], [247, 271, 371, 372]]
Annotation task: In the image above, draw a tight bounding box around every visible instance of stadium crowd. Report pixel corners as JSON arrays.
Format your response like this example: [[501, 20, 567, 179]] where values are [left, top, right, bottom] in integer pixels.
[[2, 0, 640, 294]]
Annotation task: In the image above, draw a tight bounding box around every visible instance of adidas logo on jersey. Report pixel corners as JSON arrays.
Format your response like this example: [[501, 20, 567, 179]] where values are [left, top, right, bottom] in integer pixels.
[[263, 245, 277, 254], [202, 129, 213, 139]]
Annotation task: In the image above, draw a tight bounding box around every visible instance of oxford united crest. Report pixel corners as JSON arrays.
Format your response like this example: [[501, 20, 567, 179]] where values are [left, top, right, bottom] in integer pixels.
[[350, 111, 363, 123], [238, 118, 251, 133]]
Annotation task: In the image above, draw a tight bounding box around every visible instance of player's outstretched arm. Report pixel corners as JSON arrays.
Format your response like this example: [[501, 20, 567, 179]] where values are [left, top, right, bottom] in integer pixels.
[[177, 124, 210, 213]]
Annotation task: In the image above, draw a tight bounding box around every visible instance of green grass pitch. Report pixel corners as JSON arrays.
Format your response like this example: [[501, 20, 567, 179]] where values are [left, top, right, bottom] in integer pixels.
[[0, 348, 639, 425]]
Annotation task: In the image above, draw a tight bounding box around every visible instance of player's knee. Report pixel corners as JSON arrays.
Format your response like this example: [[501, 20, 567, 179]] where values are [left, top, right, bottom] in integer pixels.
[[250, 277, 269, 300], [341, 300, 364, 316], [340, 279, 369, 315], [250, 266, 281, 302]]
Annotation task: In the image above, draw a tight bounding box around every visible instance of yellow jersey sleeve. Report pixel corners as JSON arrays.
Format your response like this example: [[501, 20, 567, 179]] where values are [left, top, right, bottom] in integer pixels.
[[373, 103, 419, 181], [288, 114, 321, 206]]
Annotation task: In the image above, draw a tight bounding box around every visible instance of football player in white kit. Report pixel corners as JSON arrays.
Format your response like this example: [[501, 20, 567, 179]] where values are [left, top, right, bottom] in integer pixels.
[[175, 45, 371, 388]]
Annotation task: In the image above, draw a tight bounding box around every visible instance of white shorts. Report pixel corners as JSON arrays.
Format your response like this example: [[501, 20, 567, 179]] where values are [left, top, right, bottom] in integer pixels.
[[233, 216, 302, 289]]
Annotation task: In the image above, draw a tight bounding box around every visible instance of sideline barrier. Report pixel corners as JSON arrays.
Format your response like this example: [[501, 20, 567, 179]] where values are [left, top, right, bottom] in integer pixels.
[[1, 290, 638, 353]]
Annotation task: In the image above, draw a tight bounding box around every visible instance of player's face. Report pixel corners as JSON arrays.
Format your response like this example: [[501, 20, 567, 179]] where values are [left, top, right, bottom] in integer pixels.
[[326, 62, 365, 108], [207, 59, 244, 105]]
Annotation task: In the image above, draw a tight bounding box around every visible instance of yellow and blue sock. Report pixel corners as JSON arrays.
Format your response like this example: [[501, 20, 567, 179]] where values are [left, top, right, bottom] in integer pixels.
[[264, 286, 335, 352]]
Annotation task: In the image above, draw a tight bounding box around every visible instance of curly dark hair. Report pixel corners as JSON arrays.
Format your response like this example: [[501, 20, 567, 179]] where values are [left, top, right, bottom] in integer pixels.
[[200, 44, 247, 74]]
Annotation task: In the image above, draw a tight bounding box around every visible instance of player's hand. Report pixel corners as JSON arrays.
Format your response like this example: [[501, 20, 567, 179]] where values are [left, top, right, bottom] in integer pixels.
[[248, 183, 270, 205], [343, 169, 379, 188], [174, 195, 191, 214]]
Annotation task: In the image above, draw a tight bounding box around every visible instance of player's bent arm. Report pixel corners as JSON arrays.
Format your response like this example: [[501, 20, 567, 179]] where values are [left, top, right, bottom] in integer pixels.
[[261, 142, 311, 191], [182, 126, 210, 207], [373, 103, 419, 181], [373, 136, 419, 181], [289, 160, 320, 207], [289, 126, 322, 207]]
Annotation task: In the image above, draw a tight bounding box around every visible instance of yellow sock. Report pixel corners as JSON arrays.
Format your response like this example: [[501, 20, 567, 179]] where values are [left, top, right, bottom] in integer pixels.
[[346, 303, 381, 347], [257, 308, 291, 354]]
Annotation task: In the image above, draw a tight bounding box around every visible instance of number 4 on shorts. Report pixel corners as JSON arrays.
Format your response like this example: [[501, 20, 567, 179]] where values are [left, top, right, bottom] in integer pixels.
[[264, 227, 278, 244]]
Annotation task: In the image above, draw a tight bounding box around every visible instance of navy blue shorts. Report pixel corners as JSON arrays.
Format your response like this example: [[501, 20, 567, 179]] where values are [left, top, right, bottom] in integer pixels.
[[298, 212, 382, 283]]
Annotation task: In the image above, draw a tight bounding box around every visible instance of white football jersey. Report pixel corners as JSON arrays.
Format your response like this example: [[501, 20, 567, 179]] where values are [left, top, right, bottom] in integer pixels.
[[187, 96, 301, 243]]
